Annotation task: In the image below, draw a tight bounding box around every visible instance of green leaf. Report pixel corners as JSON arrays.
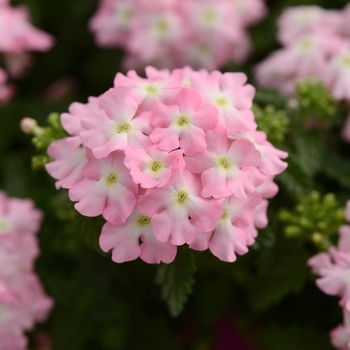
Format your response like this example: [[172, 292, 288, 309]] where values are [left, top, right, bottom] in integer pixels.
[[322, 152, 350, 190], [293, 130, 324, 177], [155, 246, 197, 317], [276, 152, 314, 195], [248, 237, 310, 311]]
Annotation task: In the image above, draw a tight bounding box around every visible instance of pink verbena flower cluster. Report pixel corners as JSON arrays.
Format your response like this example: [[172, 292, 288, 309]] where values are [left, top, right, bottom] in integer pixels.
[[308, 201, 350, 350], [0, 191, 53, 350], [89, 0, 267, 71], [0, 0, 54, 104], [255, 4, 350, 142], [45, 66, 287, 264]]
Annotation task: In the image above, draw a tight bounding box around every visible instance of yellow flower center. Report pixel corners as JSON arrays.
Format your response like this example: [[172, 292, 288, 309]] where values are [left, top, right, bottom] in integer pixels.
[[341, 54, 350, 68], [215, 96, 228, 108], [203, 9, 216, 25], [177, 115, 189, 126], [106, 172, 118, 184], [177, 191, 188, 203], [220, 209, 228, 221], [299, 38, 313, 51], [138, 215, 151, 226], [218, 158, 230, 169], [144, 84, 159, 95], [0, 220, 10, 232], [117, 123, 131, 133], [156, 19, 170, 34], [151, 160, 162, 172]]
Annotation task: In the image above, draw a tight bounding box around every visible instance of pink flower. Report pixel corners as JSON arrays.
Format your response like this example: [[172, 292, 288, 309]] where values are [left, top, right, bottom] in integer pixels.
[[330, 308, 350, 350], [0, 234, 38, 278], [190, 70, 256, 133], [45, 139, 87, 190], [0, 330, 27, 350], [99, 205, 176, 263], [124, 144, 182, 188], [255, 32, 345, 95], [231, 0, 268, 27], [69, 151, 138, 225], [80, 86, 149, 158], [0, 192, 53, 348], [0, 274, 53, 336], [189, 192, 261, 262], [113, 66, 173, 113], [89, 0, 265, 70], [0, 5, 54, 53], [277, 6, 340, 45], [239, 130, 288, 176], [308, 202, 350, 312], [185, 125, 261, 199], [323, 47, 350, 102], [89, 0, 135, 47], [138, 166, 224, 245], [150, 88, 218, 155], [60, 96, 100, 150], [0, 192, 42, 236]]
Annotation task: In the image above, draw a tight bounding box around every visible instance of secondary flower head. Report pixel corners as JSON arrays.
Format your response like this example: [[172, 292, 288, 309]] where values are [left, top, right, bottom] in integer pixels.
[[0, 1, 54, 104], [89, 0, 267, 70], [0, 191, 42, 236], [46, 66, 288, 265], [0, 191, 53, 349], [308, 200, 350, 349]]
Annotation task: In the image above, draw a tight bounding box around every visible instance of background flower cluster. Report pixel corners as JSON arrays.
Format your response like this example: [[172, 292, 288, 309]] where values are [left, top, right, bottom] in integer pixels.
[[0, 0, 54, 104], [0, 191, 53, 349], [89, 0, 267, 71]]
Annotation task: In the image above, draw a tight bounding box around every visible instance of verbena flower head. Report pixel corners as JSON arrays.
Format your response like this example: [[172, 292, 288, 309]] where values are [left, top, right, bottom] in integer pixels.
[[89, 0, 267, 70], [46, 66, 288, 265], [0, 1, 54, 104], [308, 200, 350, 349], [255, 3, 350, 143], [255, 4, 350, 97], [0, 191, 53, 350]]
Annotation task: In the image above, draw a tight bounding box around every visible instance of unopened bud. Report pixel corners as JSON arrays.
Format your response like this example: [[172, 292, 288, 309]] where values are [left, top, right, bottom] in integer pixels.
[[20, 118, 44, 136], [20, 117, 37, 134]]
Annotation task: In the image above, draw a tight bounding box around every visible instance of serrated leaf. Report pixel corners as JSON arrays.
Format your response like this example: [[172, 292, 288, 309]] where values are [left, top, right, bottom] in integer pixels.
[[155, 246, 197, 317], [293, 130, 324, 177]]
